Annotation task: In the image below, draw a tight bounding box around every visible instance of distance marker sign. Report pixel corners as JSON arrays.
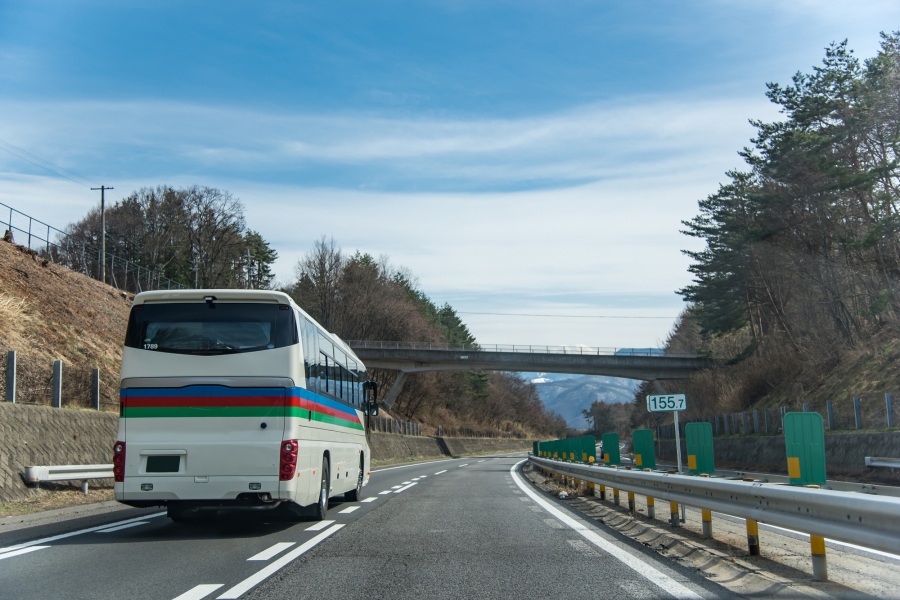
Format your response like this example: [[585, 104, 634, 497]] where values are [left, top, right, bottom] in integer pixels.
[[647, 393, 686, 412]]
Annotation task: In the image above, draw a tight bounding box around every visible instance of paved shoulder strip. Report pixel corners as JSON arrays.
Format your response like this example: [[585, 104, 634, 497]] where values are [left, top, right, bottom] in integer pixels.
[[510, 461, 701, 600]]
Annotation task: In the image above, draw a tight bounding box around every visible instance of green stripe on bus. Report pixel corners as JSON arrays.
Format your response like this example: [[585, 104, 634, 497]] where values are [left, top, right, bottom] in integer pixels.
[[123, 406, 284, 418], [123, 406, 364, 430]]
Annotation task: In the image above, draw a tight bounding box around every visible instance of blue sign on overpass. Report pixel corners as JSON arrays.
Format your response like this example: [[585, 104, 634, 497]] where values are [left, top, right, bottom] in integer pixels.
[[348, 341, 716, 408]]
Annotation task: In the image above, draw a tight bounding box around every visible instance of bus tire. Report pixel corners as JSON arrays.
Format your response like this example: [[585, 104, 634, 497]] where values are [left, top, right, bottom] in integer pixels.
[[345, 457, 364, 501], [312, 458, 330, 520], [167, 504, 189, 522]]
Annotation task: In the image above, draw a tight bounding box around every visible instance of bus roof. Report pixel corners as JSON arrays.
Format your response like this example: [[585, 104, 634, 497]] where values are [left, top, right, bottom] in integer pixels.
[[131, 289, 294, 306]]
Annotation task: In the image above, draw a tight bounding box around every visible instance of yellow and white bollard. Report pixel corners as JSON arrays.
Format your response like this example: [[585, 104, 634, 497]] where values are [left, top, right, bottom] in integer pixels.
[[746, 519, 760, 556], [811, 535, 828, 581], [701, 509, 713, 538]]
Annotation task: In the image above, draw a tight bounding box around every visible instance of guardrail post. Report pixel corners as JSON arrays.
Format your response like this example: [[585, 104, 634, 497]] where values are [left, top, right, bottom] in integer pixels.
[[853, 396, 862, 429], [811, 535, 828, 581], [646, 496, 655, 519], [669, 501, 680, 527], [51, 359, 63, 408], [598, 484, 606, 501], [746, 519, 760, 555], [4, 350, 15, 403], [91, 368, 100, 410], [613, 487, 620, 506], [702, 509, 712, 538], [886, 393, 894, 428], [627, 491, 635, 513]]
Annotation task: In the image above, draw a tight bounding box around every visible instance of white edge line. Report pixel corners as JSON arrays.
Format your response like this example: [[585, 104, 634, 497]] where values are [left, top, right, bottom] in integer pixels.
[[434, 470, 448, 475], [216, 524, 345, 599], [0, 546, 50, 561], [393, 482, 417, 493], [371, 457, 459, 472], [172, 584, 224, 600], [510, 461, 701, 600], [0, 511, 166, 554], [98, 521, 149, 533], [247, 542, 296, 561]]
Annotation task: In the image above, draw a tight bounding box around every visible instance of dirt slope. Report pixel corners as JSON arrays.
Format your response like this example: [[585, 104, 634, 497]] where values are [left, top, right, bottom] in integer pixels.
[[0, 239, 132, 408]]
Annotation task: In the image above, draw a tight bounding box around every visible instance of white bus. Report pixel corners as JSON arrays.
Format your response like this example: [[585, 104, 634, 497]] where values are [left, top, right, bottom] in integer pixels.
[[113, 289, 378, 521]]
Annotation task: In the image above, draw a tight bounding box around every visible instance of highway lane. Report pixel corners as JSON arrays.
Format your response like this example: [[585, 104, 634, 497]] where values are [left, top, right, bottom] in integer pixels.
[[0, 455, 724, 599]]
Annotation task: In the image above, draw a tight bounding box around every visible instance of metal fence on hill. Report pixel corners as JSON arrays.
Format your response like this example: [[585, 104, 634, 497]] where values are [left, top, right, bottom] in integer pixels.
[[1, 201, 185, 294]]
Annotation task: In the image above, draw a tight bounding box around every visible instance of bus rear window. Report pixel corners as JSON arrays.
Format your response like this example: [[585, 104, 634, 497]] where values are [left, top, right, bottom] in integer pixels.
[[125, 302, 297, 355]]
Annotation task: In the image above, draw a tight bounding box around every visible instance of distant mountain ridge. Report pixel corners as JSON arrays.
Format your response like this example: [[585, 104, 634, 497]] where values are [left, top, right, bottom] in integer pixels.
[[523, 372, 640, 430]]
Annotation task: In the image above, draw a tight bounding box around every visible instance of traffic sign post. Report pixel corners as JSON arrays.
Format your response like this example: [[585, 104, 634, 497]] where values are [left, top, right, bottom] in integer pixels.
[[647, 394, 687, 474]]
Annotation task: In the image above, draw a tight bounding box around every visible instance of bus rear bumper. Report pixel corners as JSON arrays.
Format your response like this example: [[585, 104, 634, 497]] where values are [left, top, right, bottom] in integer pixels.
[[115, 475, 284, 506]]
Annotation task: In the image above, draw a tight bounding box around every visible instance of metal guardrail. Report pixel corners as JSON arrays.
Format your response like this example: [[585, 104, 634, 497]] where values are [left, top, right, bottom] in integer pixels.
[[23, 464, 113, 494], [529, 456, 900, 556], [348, 340, 691, 357], [865, 456, 900, 469]]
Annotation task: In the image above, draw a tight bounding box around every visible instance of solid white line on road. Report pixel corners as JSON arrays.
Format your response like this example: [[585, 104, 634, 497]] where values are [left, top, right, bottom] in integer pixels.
[[0, 546, 49, 561], [510, 461, 701, 600], [0, 512, 166, 555], [172, 584, 224, 600], [305, 520, 335, 532], [248, 543, 295, 561], [361, 497, 378, 503], [371, 457, 458, 472], [393, 482, 418, 493], [98, 521, 149, 533], [338, 506, 360, 514], [216, 524, 345, 599], [434, 470, 447, 475]]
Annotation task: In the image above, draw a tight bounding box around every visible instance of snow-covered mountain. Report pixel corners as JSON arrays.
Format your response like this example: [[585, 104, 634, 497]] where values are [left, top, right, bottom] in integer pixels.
[[524, 372, 640, 430]]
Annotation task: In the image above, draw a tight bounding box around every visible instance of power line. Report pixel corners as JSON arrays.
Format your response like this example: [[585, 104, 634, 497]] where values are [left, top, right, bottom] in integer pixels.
[[0, 136, 100, 187], [456, 311, 677, 320]]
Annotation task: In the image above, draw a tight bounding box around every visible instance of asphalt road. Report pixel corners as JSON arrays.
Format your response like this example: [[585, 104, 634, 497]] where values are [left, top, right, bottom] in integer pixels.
[[0, 455, 726, 600]]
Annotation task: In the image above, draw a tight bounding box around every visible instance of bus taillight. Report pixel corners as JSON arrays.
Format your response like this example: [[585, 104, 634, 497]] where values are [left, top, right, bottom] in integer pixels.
[[280, 439, 298, 480], [113, 441, 126, 482]]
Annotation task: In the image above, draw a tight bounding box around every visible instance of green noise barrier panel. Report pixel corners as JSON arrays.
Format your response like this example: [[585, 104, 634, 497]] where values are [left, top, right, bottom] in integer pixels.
[[601, 432, 620, 466], [783, 412, 826, 486], [685, 421, 715, 475], [631, 428, 656, 470]]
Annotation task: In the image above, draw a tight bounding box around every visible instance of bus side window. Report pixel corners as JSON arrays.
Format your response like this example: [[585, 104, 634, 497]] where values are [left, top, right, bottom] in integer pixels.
[[320, 353, 330, 394]]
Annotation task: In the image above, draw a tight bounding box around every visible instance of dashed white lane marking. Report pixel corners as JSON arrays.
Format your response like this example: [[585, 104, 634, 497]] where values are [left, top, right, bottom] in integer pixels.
[[361, 497, 378, 503], [172, 584, 223, 600], [98, 521, 149, 533], [400, 481, 412, 485], [378, 490, 392, 495], [216, 524, 344, 599], [0, 546, 49, 561], [305, 520, 335, 532], [248, 543, 295, 561], [510, 461, 701, 600], [338, 506, 360, 514], [0, 512, 166, 555], [458, 464, 469, 468], [434, 470, 447, 475], [477, 460, 486, 463], [393, 482, 418, 493]]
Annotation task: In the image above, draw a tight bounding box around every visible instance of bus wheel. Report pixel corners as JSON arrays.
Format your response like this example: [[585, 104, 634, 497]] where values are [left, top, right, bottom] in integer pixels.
[[312, 458, 330, 520], [167, 504, 189, 522], [345, 459, 364, 501]]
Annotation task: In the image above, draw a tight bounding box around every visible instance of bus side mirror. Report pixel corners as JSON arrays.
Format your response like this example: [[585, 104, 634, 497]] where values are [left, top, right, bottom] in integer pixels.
[[363, 380, 379, 416]]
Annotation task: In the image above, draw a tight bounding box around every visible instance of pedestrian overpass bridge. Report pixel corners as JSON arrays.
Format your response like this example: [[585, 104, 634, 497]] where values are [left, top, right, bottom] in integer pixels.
[[347, 341, 715, 408]]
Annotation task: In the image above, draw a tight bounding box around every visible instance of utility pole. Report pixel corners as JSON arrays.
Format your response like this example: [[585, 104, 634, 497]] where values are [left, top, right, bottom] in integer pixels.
[[91, 186, 113, 284]]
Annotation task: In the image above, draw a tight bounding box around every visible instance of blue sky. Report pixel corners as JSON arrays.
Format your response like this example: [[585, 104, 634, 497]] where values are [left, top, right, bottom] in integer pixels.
[[1, 1, 898, 348]]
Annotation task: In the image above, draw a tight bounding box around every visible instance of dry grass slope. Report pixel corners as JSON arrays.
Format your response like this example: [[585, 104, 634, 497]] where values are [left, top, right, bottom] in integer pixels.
[[0, 240, 132, 408]]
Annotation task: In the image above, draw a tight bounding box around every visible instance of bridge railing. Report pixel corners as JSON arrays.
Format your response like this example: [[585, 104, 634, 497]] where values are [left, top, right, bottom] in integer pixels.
[[348, 340, 684, 357]]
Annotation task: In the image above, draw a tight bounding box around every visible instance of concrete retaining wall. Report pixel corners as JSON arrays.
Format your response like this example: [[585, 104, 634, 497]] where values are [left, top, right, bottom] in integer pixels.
[[0, 404, 532, 503], [0, 403, 118, 503]]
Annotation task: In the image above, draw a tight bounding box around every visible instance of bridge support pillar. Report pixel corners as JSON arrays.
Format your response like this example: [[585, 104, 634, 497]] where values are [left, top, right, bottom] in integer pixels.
[[381, 371, 408, 410]]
